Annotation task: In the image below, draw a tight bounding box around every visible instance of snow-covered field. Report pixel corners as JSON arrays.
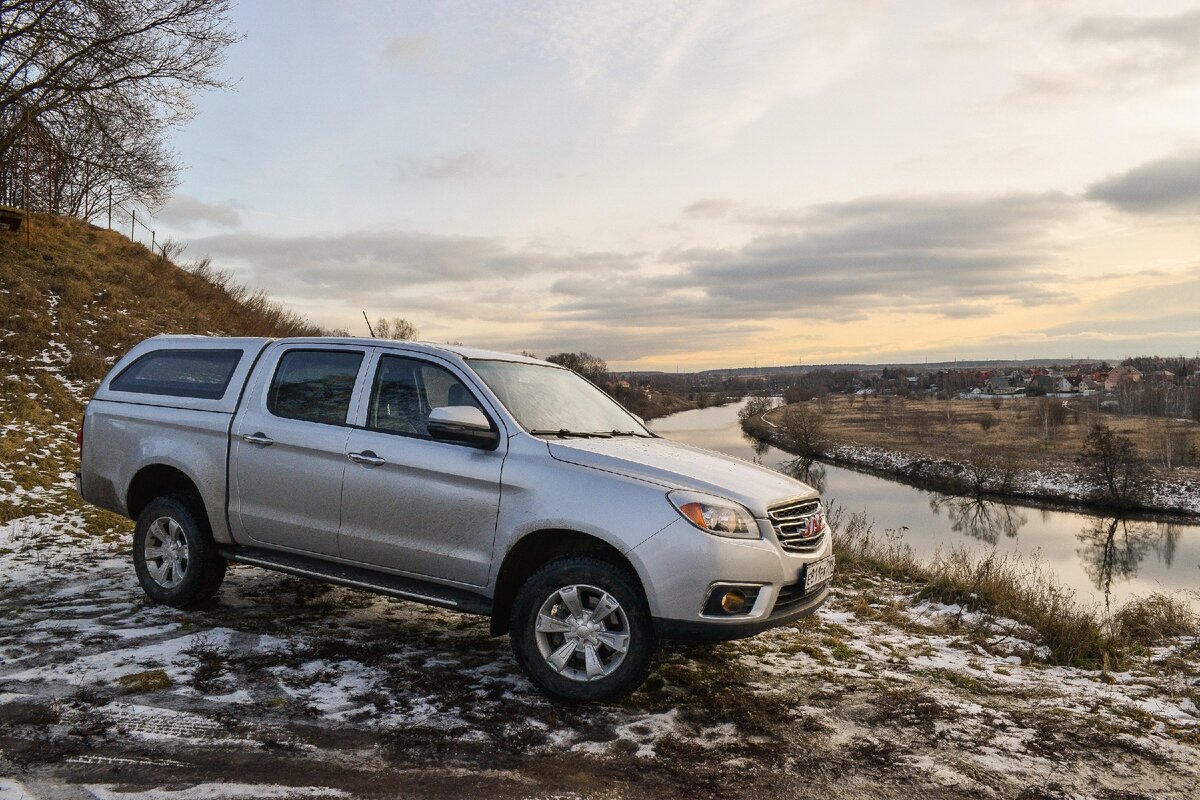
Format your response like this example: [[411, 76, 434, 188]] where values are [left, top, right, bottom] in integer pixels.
[[1, 500, 1197, 799]]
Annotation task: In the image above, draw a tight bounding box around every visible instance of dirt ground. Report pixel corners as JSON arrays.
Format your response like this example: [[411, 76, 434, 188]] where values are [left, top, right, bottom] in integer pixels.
[[1, 510, 1197, 800]]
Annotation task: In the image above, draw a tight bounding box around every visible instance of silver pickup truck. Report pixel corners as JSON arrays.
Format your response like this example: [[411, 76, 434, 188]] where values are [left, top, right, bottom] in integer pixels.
[[78, 336, 833, 700]]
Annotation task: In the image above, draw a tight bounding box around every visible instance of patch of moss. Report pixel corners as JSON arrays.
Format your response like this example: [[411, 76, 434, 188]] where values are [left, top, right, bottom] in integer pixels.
[[117, 668, 173, 693]]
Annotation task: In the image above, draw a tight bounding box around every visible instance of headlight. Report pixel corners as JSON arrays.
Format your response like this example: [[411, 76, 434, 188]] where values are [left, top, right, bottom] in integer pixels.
[[668, 490, 759, 539]]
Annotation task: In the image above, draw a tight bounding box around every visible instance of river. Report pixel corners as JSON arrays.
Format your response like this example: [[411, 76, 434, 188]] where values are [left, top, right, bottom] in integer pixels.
[[649, 400, 1200, 611]]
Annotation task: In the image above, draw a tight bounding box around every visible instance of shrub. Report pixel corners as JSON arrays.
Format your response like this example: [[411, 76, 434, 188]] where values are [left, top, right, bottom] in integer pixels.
[[1112, 595, 1199, 646], [63, 342, 109, 382]]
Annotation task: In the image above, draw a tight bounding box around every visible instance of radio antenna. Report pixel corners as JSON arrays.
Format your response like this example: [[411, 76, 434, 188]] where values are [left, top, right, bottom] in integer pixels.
[[362, 311, 376, 338]]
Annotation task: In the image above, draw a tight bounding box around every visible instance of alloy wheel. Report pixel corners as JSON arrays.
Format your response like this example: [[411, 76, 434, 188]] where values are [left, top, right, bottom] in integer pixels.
[[143, 516, 189, 589], [533, 584, 631, 682]]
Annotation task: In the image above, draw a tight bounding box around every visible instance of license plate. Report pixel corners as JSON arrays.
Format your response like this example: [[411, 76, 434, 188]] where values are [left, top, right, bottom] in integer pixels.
[[804, 555, 835, 592]]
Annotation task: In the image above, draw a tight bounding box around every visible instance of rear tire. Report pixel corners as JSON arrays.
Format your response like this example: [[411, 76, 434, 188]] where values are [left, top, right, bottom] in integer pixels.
[[133, 496, 226, 609], [510, 556, 655, 702]]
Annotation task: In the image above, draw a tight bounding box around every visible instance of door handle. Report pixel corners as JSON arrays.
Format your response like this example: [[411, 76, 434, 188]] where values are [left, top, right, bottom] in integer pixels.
[[243, 432, 274, 446], [348, 450, 386, 467]]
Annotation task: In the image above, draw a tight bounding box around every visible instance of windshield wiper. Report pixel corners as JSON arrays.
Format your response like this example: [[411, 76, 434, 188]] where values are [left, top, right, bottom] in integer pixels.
[[529, 428, 610, 439], [607, 430, 652, 438]]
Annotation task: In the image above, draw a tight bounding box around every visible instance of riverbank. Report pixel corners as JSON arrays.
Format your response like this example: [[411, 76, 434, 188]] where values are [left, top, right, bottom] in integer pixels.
[[746, 397, 1200, 518]]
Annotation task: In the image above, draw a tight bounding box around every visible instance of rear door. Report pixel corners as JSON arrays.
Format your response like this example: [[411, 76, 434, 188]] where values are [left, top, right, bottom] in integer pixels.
[[229, 344, 369, 556], [338, 350, 505, 586]]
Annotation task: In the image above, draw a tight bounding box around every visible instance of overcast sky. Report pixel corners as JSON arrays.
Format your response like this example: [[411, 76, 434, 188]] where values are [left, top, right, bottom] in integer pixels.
[[156, 0, 1200, 370]]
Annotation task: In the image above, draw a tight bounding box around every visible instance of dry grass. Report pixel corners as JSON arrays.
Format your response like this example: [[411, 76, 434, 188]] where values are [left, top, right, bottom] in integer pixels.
[[773, 395, 1200, 479], [0, 214, 323, 391], [829, 506, 1194, 668], [1113, 595, 1199, 646]]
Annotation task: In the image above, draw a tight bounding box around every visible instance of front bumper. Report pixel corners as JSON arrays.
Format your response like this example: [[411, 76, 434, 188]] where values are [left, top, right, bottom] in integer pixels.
[[654, 583, 830, 641], [628, 516, 833, 637]]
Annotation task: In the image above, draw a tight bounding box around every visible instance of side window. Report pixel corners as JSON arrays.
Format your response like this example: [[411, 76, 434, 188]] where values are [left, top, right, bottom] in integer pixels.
[[109, 349, 243, 399], [367, 356, 483, 437], [268, 350, 364, 425]]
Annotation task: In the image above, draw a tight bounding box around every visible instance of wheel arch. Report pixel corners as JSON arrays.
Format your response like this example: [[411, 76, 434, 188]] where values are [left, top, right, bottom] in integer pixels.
[[489, 528, 645, 636], [126, 464, 207, 528]]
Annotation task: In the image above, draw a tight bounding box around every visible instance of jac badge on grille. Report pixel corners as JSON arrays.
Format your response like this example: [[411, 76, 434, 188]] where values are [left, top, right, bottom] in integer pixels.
[[799, 513, 825, 538]]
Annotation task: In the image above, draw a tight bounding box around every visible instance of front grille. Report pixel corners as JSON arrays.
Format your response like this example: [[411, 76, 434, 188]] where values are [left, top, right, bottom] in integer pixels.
[[768, 498, 826, 553]]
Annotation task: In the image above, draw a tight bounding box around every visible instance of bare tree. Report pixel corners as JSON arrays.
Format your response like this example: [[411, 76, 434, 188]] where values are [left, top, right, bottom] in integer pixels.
[[1030, 397, 1068, 445], [546, 351, 608, 386], [0, 0, 238, 213], [960, 453, 1018, 498], [775, 401, 827, 470], [1079, 422, 1151, 509], [738, 395, 772, 426], [374, 317, 419, 341]]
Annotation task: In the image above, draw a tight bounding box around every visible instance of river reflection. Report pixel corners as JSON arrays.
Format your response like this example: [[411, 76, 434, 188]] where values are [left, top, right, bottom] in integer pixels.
[[651, 400, 1200, 610], [1077, 518, 1184, 608], [929, 496, 1028, 545]]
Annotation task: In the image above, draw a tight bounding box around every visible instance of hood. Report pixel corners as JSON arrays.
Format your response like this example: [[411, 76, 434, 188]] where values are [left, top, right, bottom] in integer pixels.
[[547, 436, 816, 518]]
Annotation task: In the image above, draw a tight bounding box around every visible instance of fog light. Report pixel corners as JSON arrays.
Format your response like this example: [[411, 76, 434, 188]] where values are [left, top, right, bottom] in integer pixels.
[[703, 585, 760, 616], [720, 589, 747, 614]]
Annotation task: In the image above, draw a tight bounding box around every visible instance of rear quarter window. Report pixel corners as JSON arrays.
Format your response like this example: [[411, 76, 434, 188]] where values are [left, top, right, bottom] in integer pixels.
[[109, 349, 244, 400]]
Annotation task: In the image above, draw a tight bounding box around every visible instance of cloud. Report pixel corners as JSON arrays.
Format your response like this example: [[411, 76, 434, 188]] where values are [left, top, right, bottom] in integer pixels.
[[1019, 9, 1200, 97], [682, 198, 735, 219], [1068, 10, 1200, 49], [192, 229, 638, 301], [383, 35, 434, 61], [1086, 150, 1200, 215], [193, 191, 1087, 365], [519, 0, 883, 144], [547, 193, 1076, 330], [398, 150, 492, 181], [158, 194, 241, 230], [484, 321, 776, 364]]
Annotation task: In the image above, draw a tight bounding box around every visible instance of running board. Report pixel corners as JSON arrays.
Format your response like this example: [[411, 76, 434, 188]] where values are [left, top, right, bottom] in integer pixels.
[[219, 546, 492, 616]]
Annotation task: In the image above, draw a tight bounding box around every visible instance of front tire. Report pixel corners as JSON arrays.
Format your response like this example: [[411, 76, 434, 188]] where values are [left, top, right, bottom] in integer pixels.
[[133, 496, 226, 609], [510, 556, 655, 702]]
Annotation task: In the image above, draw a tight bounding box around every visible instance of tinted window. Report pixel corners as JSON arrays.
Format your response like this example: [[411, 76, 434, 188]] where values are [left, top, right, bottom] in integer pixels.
[[110, 349, 243, 400], [367, 356, 482, 437], [268, 350, 364, 424]]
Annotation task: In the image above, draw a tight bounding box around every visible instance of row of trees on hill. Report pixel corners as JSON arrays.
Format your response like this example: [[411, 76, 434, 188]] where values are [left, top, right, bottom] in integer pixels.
[[0, 0, 236, 217]]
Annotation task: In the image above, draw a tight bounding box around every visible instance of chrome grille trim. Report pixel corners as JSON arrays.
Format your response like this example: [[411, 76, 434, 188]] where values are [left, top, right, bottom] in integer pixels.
[[768, 498, 826, 553]]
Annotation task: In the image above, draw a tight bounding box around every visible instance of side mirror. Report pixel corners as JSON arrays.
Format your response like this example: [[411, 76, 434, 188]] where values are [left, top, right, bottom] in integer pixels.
[[427, 406, 499, 448]]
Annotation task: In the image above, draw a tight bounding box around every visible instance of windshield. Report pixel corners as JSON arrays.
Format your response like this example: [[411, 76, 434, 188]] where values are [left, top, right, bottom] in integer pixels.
[[469, 360, 649, 436]]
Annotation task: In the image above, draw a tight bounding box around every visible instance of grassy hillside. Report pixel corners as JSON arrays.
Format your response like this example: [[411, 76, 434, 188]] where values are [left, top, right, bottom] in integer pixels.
[[0, 213, 323, 524]]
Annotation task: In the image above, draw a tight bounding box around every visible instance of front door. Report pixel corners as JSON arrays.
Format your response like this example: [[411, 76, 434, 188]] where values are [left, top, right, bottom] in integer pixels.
[[229, 346, 368, 556], [338, 352, 504, 586]]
